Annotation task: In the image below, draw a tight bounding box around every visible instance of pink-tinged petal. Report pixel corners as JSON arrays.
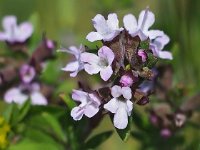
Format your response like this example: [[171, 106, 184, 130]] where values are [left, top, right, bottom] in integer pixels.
[[31, 92, 48, 105], [89, 93, 101, 106], [72, 90, 88, 103], [107, 13, 120, 30], [4, 87, 28, 105], [123, 14, 138, 34], [84, 104, 99, 118], [92, 14, 108, 34], [86, 31, 103, 42], [138, 10, 155, 32], [17, 22, 33, 42], [84, 64, 101, 75], [2, 16, 17, 31], [138, 49, 147, 62], [62, 61, 78, 72], [122, 87, 132, 100], [126, 100, 133, 116], [113, 103, 128, 129], [81, 52, 100, 64], [158, 51, 173, 60], [100, 66, 113, 81], [155, 34, 170, 50], [147, 30, 164, 40], [111, 85, 122, 98], [71, 107, 84, 121], [20, 64, 36, 83], [104, 98, 119, 113], [98, 46, 114, 65], [0, 32, 7, 41]]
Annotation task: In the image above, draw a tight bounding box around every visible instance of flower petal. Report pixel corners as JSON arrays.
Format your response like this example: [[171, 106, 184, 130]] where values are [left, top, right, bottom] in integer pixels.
[[126, 100, 133, 116], [92, 14, 108, 34], [147, 30, 164, 40], [2, 16, 17, 31], [84, 64, 101, 75], [0, 32, 8, 41], [31, 92, 48, 105], [4, 87, 28, 105], [62, 61, 79, 77], [72, 90, 88, 103], [104, 98, 119, 113], [138, 10, 155, 32], [17, 22, 33, 42], [84, 104, 99, 118], [100, 66, 113, 81], [111, 85, 122, 98], [98, 46, 114, 65], [122, 87, 132, 100], [113, 103, 128, 129], [71, 107, 84, 121], [107, 13, 120, 30], [81, 52, 100, 64], [123, 14, 138, 34], [158, 51, 173, 60], [86, 31, 103, 42]]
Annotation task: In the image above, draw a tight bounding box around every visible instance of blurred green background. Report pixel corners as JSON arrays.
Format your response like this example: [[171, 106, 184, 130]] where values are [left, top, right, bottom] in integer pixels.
[[0, 0, 200, 149]]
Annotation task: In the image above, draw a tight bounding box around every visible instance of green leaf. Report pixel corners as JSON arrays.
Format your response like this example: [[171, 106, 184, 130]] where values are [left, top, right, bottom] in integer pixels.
[[2, 103, 14, 123], [85, 131, 113, 149], [59, 93, 75, 110], [115, 116, 132, 142], [41, 112, 67, 143], [17, 100, 31, 122]]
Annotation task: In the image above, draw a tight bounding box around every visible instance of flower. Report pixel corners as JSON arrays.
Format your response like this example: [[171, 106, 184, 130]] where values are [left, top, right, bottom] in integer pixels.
[[138, 49, 147, 62], [71, 90, 101, 120], [20, 64, 36, 84], [60, 44, 85, 77], [4, 83, 47, 105], [123, 8, 163, 41], [104, 85, 133, 129], [150, 34, 173, 60], [0, 15, 33, 43], [81, 46, 114, 81], [86, 13, 123, 42]]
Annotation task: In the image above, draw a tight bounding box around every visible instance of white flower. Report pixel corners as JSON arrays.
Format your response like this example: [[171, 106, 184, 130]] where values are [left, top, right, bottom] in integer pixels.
[[123, 9, 163, 41], [71, 90, 101, 120], [81, 46, 114, 81], [104, 85, 133, 129], [86, 13, 123, 42], [150, 34, 173, 60], [4, 83, 47, 105], [0, 15, 33, 43], [60, 44, 85, 77]]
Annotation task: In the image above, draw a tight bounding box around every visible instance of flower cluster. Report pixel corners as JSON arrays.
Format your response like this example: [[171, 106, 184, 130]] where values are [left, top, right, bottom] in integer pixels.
[[61, 8, 173, 129]]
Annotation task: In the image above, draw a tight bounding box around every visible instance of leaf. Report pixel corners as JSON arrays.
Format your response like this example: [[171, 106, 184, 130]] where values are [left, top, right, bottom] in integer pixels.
[[115, 116, 132, 142], [2, 103, 14, 123], [59, 93, 75, 110], [41, 112, 67, 143], [85, 131, 113, 149], [17, 100, 31, 122]]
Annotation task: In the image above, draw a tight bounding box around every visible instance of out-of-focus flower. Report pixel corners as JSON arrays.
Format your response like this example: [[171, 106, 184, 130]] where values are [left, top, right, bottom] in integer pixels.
[[4, 83, 47, 105], [20, 64, 36, 84], [71, 90, 101, 120], [123, 9, 163, 41], [119, 74, 134, 87], [0, 15, 33, 43], [60, 44, 85, 77], [104, 85, 133, 129], [81, 46, 114, 81], [150, 34, 173, 60], [138, 49, 147, 62], [0, 116, 10, 150], [160, 128, 172, 138], [86, 13, 123, 42]]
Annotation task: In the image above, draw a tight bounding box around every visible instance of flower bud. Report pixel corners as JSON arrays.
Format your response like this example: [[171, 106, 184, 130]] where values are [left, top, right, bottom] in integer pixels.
[[138, 49, 147, 62], [137, 96, 149, 105], [119, 74, 134, 87], [20, 64, 36, 83], [160, 128, 172, 138]]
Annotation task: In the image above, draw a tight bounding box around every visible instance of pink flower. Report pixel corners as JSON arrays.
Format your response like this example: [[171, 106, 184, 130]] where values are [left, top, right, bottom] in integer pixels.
[[0, 16, 33, 43], [150, 34, 173, 60], [86, 13, 123, 42], [104, 85, 133, 129], [81, 46, 114, 81], [71, 90, 101, 120], [20, 64, 36, 84], [123, 9, 164, 41], [4, 83, 47, 105], [138, 49, 147, 62], [60, 44, 85, 77]]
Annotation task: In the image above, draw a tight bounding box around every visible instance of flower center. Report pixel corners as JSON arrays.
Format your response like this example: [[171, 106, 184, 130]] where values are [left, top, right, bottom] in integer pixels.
[[98, 58, 108, 68]]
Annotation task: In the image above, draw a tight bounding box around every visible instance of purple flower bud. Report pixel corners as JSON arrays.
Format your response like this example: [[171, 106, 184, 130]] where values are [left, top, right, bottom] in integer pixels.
[[138, 49, 147, 62], [46, 39, 55, 49], [150, 112, 159, 126], [137, 96, 149, 105], [160, 128, 172, 138], [120, 74, 134, 87], [20, 64, 36, 83]]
